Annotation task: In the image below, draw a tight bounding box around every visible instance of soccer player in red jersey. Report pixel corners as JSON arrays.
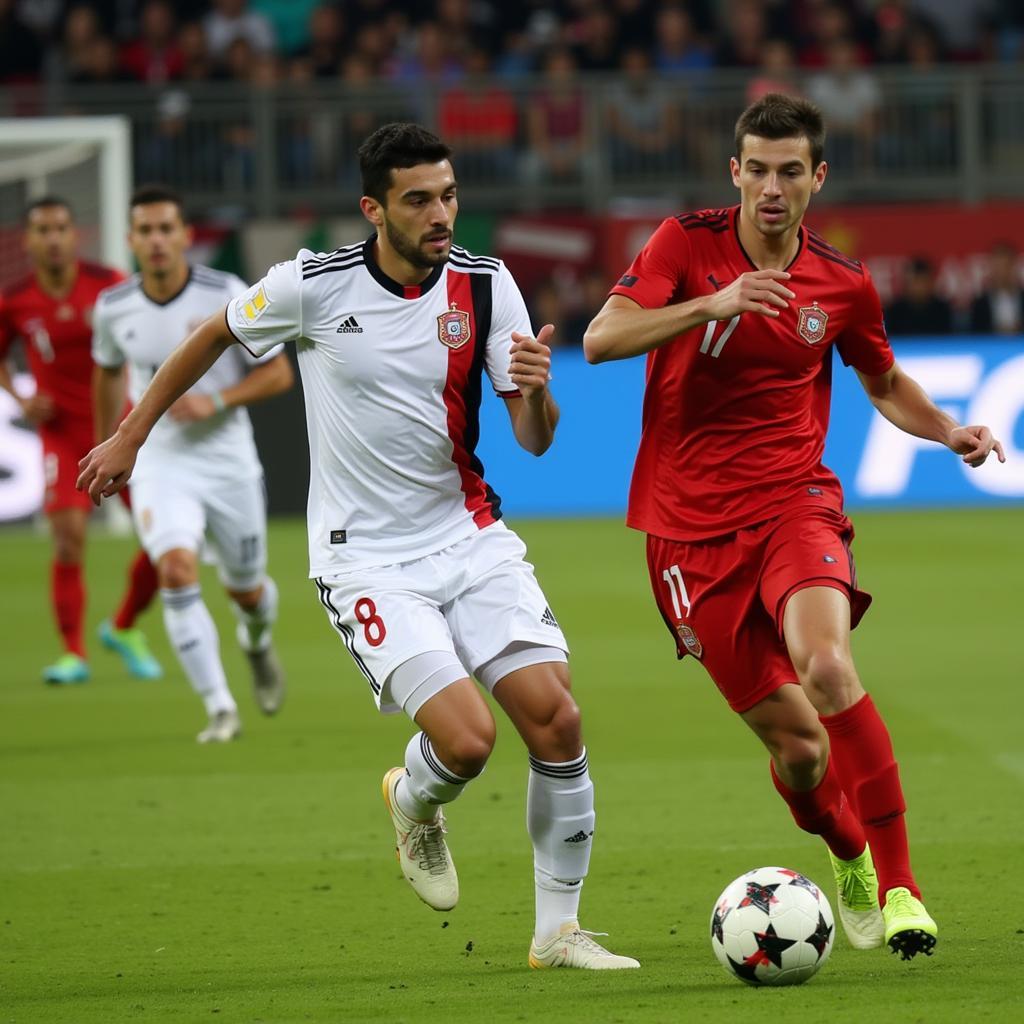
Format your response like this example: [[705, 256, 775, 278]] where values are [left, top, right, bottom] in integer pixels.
[[0, 197, 161, 685], [584, 94, 1005, 961]]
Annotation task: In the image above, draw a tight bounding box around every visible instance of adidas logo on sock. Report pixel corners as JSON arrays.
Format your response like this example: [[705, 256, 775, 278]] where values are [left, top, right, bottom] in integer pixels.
[[563, 830, 593, 844], [336, 315, 363, 333], [540, 606, 559, 628]]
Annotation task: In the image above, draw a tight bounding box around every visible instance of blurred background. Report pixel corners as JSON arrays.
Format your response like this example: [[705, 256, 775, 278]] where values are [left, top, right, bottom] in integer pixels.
[[1, 0, 1022, 522]]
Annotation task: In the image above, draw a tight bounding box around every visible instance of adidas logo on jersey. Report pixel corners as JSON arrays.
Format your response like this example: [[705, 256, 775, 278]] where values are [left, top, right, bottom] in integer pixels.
[[336, 315, 363, 333], [540, 606, 560, 628]]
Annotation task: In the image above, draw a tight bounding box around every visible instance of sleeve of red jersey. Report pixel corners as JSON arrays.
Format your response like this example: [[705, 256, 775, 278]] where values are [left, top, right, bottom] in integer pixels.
[[608, 217, 690, 310], [835, 268, 895, 377]]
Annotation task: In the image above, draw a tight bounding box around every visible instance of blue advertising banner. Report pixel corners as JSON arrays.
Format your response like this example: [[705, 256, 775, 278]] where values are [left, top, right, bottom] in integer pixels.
[[476, 340, 1024, 518]]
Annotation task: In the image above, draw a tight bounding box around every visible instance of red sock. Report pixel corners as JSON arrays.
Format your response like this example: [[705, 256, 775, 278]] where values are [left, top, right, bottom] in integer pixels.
[[113, 550, 159, 630], [52, 561, 86, 657], [770, 758, 865, 861], [820, 694, 920, 903]]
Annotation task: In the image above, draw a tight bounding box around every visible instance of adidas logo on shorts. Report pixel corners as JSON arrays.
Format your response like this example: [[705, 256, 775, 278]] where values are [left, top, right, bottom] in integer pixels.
[[563, 830, 593, 844], [336, 315, 363, 333], [540, 606, 559, 628]]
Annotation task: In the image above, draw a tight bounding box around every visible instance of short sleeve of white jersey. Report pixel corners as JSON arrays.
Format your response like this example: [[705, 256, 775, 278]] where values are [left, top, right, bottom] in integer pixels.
[[91, 296, 125, 369], [485, 263, 531, 396], [225, 257, 302, 356]]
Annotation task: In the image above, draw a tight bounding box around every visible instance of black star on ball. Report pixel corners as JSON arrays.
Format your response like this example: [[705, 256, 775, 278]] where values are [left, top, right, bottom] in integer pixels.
[[738, 881, 781, 914], [727, 953, 762, 984], [711, 902, 729, 944], [806, 911, 834, 959], [780, 870, 820, 899], [752, 922, 797, 969]]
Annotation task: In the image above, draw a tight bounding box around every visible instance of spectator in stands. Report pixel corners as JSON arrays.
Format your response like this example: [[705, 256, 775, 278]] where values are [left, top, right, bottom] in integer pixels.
[[299, 4, 346, 78], [48, 4, 104, 84], [716, 0, 768, 69], [0, 0, 43, 82], [252, 0, 320, 56], [121, 0, 183, 84], [389, 20, 464, 85], [523, 47, 590, 186], [798, 0, 870, 68], [72, 34, 132, 85], [654, 4, 712, 76], [438, 48, 517, 183], [572, 6, 619, 72], [528, 280, 570, 349], [564, 269, 612, 347], [969, 242, 1024, 335], [746, 37, 801, 102], [606, 47, 681, 177], [807, 37, 880, 170], [178, 20, 213, 81], [883, 257, 954, 336], [204, 0, 276, 60]]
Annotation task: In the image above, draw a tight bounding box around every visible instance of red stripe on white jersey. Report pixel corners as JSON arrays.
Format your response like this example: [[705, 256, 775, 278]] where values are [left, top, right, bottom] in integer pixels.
[[442, 269, 496, 528]]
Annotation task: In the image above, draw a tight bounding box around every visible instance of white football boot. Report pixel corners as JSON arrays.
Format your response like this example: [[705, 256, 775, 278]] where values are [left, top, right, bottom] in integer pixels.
[[529, 923, 641, 970], [196, 708, 241, 744], [382, 767, 458, 911], [236, 623, 286, 715]]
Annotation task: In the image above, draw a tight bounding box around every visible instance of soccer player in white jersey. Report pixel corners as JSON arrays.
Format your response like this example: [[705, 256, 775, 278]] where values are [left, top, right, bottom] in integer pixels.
[[91, 185, 293, 743], [78, 126, 639, 969]]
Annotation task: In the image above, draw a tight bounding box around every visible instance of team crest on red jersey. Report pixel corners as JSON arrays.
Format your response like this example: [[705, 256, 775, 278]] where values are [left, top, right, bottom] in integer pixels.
[[676, 624, 704, 659], [437, 302, 472, 349], [797, 304, 829, 345]]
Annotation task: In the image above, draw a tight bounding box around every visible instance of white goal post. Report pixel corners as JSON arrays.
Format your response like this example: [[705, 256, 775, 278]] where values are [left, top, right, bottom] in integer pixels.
[[0, 116, 132, 278]]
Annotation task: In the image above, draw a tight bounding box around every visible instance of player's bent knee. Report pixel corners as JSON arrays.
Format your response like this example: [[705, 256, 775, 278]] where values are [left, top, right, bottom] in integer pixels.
[[776, 734, 826, 781], [437, 727, 495, 779], [158, 550, 199, 590], [545, 694, 582, 753], [799, 648, 859, 708]]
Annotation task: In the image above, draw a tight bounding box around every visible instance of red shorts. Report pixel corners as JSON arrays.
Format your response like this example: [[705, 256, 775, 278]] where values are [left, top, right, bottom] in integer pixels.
[[40, 425, 133, 515], [645, 507, 872, 714]]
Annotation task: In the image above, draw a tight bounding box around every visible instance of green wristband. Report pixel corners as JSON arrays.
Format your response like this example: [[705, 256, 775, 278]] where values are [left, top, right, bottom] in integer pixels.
[[211, 391, 226, 413]]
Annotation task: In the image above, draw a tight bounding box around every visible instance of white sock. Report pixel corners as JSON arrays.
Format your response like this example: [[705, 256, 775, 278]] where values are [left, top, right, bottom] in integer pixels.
[[395, 731, 471, 821], [232, 576, 278, 652], [161, 585, 236, 715], [528, 748, 594, 944]]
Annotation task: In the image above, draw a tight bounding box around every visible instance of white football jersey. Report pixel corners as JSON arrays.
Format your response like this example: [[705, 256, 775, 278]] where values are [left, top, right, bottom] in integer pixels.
[[93, 265, 277, 484], [225, 237, 529, 576]]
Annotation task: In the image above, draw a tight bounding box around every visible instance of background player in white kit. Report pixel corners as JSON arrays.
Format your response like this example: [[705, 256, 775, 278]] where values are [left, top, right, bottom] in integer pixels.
[[91, 185, 293, 743], [79, 126, 638, 969]]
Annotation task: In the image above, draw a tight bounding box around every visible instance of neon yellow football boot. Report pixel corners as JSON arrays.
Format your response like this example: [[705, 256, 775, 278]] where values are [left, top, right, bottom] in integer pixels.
[[883, 887, 938, 960]]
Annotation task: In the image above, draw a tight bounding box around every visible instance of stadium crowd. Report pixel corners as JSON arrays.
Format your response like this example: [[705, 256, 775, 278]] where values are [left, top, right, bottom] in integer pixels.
[[2, 0, 1023, 90]]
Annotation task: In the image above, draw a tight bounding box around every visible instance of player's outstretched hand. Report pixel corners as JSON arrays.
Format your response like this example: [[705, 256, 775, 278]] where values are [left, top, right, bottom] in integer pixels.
[[707, 269, 796, 321], [510, 324, 554, 401], [169, 394, 216, 422], [948, 425, 1006, 468], [76, 432, 139, 506]]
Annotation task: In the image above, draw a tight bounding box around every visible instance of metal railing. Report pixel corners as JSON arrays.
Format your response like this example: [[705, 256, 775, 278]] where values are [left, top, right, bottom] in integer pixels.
[[2, 66, 1022, 216]]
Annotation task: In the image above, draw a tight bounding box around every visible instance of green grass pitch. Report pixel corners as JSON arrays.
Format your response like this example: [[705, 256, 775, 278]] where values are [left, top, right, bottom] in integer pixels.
[[1, 510, 1022, 1023]]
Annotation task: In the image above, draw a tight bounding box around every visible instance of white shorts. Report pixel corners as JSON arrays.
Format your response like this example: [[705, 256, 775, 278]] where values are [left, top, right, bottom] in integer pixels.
[[130, 474, 268, 591], [314, 521, 569, 714]]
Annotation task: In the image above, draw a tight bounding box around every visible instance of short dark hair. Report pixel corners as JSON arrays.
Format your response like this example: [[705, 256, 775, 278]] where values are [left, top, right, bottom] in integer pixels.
[[129, 183, 185, 218], [358, 123, 452, 205], [735, 93, 826, 168], [24, 196, 73, 223]]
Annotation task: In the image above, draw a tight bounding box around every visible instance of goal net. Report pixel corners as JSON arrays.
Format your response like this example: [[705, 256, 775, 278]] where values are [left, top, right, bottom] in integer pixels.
[[0, 116, 131, 287]]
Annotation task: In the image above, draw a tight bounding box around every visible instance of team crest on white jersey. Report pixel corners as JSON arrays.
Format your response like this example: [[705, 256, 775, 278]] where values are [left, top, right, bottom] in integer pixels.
[[437, 302, 471, 349], [798, 303, 828, 345]]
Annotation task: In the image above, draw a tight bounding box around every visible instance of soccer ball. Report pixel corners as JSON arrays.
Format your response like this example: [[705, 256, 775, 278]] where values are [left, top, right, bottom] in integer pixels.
[[710, 866, 835, 986]]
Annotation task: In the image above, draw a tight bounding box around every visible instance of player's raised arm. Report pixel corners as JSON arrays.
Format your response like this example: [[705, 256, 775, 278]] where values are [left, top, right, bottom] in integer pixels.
[[507, 324, 560, 456], [77, 309, 234, 504], [855, 363, 1006, 468]]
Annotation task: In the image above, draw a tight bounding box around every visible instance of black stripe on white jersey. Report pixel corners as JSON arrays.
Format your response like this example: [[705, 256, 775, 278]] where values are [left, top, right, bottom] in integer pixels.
[[449, 246, 499, 269], [314, 578, 380, 694], [303, 257, 365, 281], [448, 257, 499, 275], [302, 244, 362, 270]]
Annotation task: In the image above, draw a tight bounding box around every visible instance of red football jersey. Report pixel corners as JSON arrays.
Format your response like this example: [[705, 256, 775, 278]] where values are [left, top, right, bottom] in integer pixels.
[[610, 206, 894, 541], [0, 261, 124, 430]]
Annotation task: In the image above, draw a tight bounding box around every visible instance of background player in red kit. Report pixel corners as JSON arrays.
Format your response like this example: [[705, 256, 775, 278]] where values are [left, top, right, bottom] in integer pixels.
[[0, 198, 161, 685], [584, 94, 1005, 961]]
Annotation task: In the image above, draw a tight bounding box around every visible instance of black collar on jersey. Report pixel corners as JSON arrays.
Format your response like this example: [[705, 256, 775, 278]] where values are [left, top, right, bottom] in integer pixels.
[[140, 266, 192, 307], [732, 206, 804, 273], [362, 234, 445, 299]]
